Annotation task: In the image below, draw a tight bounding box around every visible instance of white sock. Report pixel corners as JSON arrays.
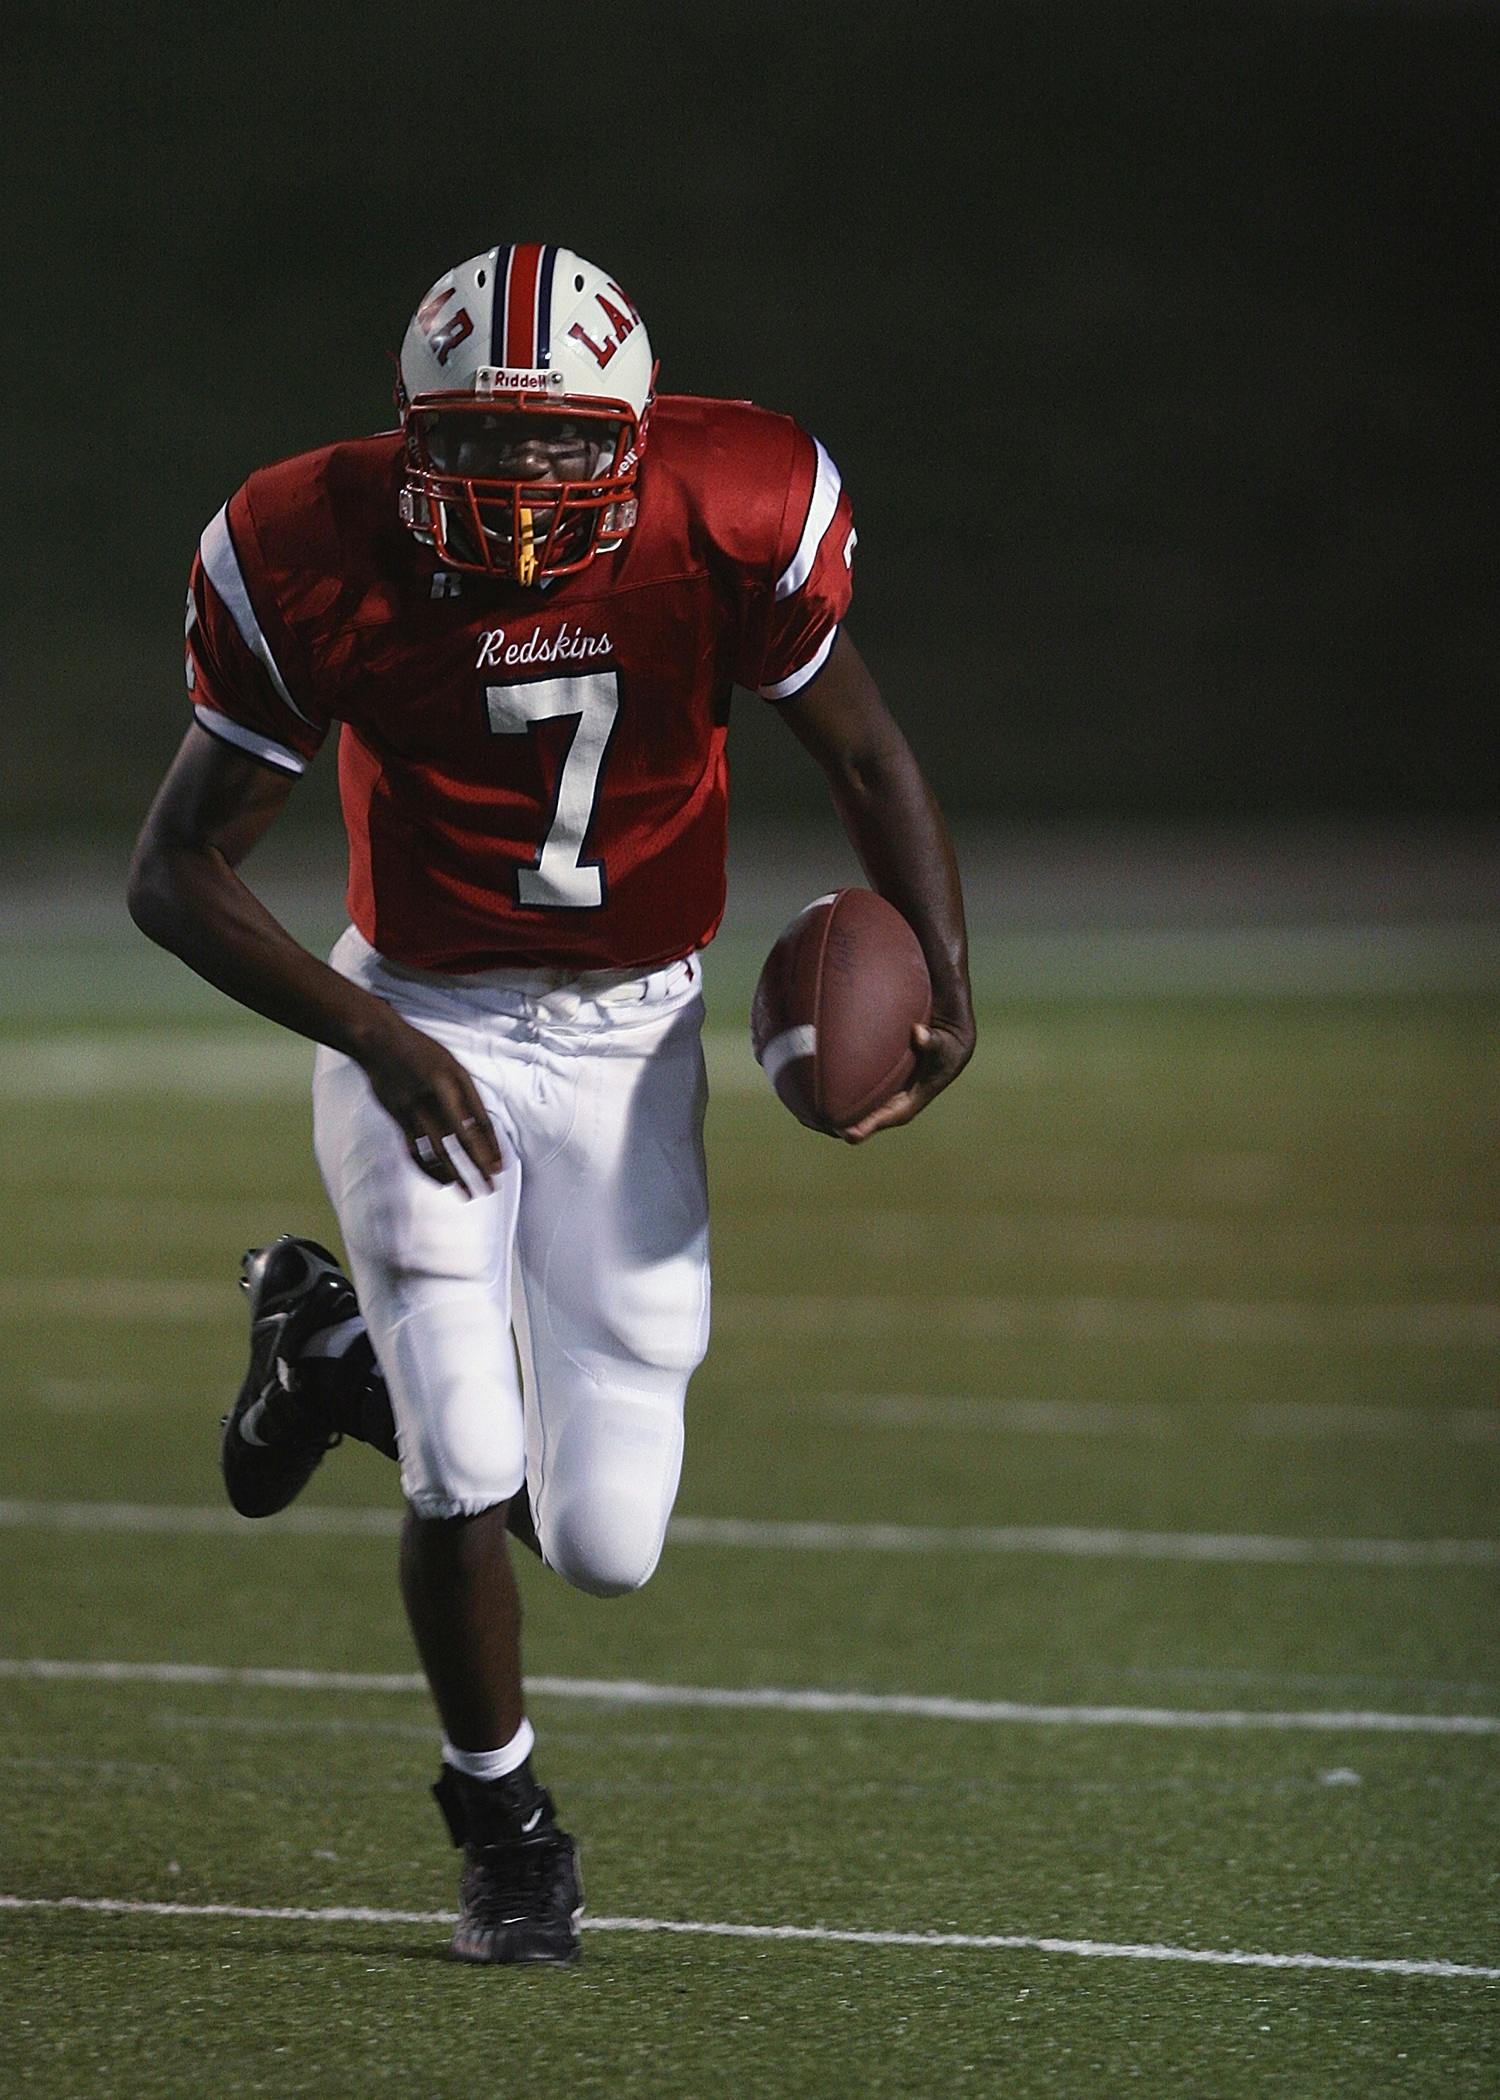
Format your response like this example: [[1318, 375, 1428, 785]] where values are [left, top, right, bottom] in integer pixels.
[[301, 1316, 366, 1360], [441, 1718, 535, 1782]]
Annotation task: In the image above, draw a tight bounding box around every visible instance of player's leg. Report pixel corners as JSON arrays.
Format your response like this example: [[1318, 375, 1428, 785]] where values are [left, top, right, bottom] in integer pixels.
[[312, 1023, 580, 1962], [219, 1244, 547, 1552], [313, 1028, 530, 1691], [516, 986, 711, 1597]]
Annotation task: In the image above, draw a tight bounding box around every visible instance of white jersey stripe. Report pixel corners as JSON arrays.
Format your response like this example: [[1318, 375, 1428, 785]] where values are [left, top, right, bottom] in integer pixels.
[[761, 624, 838, 700], [192, 704, 306, 776], [199, 506, 315, 728], [774, 438, 842, 601]]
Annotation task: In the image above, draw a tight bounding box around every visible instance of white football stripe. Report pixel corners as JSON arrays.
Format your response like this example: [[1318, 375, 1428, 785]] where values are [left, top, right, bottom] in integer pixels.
[[760, 624, 838, 700], [756, 1024, 817, 1085], [2, 1657, 1496, 1734], [192, 706, 305, 776], [774, 437, 843, 600], [199, 506, 314, 727], [0, 1896, 1494, 1981]]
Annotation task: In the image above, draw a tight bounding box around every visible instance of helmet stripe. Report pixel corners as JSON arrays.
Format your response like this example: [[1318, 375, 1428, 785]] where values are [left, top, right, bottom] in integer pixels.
[[505, 243, 543, 367], [488, 245, 513, 366], [535, 245, 556, 366]]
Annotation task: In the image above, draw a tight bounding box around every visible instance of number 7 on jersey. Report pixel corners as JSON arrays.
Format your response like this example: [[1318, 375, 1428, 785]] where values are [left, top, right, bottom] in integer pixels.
[[484, 672, 620, 909]]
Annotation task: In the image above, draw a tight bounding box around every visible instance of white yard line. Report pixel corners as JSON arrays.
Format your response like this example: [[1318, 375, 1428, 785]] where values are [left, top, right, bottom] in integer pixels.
[[810, 1393, 1500, 1441], [2, 1278, 1495, 1346], [20, 1376, 1498, 1443], [710, 1295, 1500, 1346], [16, 1375, 1499, 1444], [29, 1377, 157, 1411], [21, 1194, 1500, 1264], [0, 1500, 404, 1538], [1, 1498, 1495, 1567], [0, 1894, 1493, 1981], [2, 1657, 1495, 1736], [0, 1035, 315, 1102], [0, 1032, 766, 1101], [664, 1517, 1500, 1566], [0, 1280, 226, 1321], [742, 1211, 1500, 1263]]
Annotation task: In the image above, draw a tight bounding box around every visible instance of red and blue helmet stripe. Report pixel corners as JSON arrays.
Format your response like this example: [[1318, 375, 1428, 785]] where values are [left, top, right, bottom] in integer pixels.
[[490, 243, 557, 369]]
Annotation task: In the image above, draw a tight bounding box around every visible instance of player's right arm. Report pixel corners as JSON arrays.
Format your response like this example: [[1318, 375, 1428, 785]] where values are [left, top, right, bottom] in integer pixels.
[[128, 724, 502, 1193]]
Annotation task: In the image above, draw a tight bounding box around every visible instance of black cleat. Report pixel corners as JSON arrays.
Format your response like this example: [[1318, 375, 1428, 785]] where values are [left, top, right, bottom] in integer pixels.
[[221, 1236, 359, 1518], [434, 1764, 584, 1966]]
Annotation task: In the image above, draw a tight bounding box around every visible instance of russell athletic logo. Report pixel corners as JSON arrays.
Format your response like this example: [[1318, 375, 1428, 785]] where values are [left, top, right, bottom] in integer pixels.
[[476, 623, 613, 669]]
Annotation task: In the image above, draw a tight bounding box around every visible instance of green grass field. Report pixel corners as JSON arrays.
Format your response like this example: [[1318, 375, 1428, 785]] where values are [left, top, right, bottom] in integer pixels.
[[1, 907, 1497, 2098]]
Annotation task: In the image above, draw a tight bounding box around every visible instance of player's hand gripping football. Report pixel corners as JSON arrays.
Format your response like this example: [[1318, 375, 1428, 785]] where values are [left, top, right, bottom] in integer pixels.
[[358, 1010, 503, 1196], [841, 1012, 976, 1144]]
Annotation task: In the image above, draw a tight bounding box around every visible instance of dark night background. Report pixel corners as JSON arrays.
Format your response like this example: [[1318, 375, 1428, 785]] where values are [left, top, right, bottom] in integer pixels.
[[4, 0, 1495, 841]]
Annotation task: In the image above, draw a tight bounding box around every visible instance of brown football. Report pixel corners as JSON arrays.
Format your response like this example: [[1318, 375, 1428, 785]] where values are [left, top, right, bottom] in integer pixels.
[[751, 888, 932, 1133]]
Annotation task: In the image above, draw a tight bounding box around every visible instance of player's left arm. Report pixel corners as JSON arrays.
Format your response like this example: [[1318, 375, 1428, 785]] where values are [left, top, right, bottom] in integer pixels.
[[775, 628, 976, 1141]]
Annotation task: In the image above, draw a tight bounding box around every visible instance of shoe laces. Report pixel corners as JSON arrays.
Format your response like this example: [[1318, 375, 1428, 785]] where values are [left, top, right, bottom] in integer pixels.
[[255, 1383, 343, 1452], [276, 1268, 359, 1355], [254, 1271, 361, 1442], [465, 1826, 569, 1919], [244, 1335, 342, 1451]]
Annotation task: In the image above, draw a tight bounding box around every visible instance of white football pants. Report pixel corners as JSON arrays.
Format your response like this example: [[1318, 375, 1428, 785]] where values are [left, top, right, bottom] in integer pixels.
[[311, 927, 710, 1595]]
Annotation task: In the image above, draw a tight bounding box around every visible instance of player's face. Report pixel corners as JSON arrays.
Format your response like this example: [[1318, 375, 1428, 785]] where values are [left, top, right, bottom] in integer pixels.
[[420, 411, 616, 485], [413, 407, 628, 580]]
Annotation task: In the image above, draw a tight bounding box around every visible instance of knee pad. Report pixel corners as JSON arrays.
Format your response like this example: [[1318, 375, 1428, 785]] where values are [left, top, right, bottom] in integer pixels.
[[535, 1394, 684, 1598], [542, 1495, 667, 1597], [383, 1297, 525, 1519]]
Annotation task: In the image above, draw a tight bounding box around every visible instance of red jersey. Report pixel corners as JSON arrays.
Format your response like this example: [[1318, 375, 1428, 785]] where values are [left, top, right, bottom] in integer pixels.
[[185, 395, 856, 971]]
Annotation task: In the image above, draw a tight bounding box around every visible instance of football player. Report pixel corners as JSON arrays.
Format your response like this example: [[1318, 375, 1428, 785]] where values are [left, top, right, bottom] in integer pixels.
[[129, 244, 975, 1966]]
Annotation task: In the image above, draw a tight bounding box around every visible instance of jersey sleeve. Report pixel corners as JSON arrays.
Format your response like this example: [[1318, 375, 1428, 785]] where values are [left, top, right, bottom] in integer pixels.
[[184, 488, 329, 775], [739, 429, 857, 702]]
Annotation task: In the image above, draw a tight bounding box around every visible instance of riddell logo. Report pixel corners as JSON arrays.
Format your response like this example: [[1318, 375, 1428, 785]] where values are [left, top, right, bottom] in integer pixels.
[[475, 367, 566, 395], [476, 623, 613, 669]]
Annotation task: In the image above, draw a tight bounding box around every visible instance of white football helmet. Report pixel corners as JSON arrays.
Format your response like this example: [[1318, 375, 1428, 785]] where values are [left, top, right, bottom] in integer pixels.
[[397, 244, 656, 584]]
